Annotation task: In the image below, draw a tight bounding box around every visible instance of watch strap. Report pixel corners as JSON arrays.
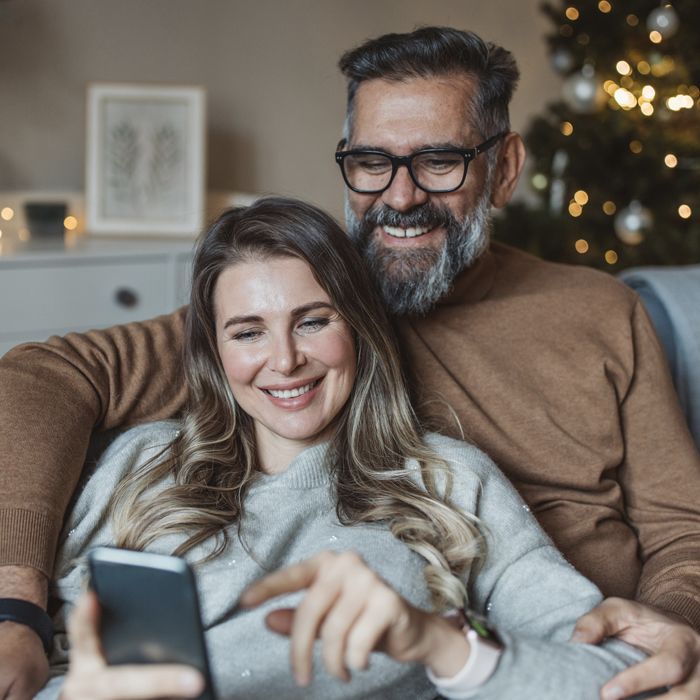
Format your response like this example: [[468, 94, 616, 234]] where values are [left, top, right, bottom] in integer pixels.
[[0, 598, 53, 653]]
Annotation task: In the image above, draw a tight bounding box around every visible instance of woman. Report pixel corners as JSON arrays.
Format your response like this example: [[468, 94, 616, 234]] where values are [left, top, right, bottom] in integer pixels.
[[37, 197, 645, 699]]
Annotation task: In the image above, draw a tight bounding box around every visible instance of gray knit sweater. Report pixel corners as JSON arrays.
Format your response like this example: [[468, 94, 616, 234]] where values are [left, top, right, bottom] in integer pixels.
[[36, 422, 649, 699]]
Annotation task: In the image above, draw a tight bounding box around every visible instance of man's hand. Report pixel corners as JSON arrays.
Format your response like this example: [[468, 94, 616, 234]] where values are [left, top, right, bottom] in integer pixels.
[[571, 597, 700, 700], [0, 565, 50, 699]]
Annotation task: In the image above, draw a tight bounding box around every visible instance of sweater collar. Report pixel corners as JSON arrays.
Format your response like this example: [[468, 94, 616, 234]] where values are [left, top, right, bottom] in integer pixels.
[[251, 442, 331, 491]]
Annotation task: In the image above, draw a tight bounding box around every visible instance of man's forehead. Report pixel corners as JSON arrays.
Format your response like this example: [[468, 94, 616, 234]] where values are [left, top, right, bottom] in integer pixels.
[[350, 73, 479, 148]]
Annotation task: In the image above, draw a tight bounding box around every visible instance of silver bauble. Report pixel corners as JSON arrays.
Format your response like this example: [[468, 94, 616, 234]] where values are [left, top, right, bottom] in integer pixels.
[[551, 47, 575, 74], [614, 201, 653, 245], [647, 5, 680, 39], [562, 65, 604, 113]]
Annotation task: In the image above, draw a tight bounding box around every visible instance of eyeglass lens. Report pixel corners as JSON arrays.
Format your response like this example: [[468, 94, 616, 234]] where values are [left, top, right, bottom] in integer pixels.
[[343, 151, 466, 193]]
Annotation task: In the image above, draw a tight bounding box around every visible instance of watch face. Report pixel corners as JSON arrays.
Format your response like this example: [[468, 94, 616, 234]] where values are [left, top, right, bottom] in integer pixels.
[[463, 607, 503, 646]]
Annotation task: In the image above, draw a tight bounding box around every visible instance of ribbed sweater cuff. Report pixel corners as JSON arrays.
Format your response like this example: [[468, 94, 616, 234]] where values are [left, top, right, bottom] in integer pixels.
[[0, 509, 61, 576], [641, 592, 700, 633]]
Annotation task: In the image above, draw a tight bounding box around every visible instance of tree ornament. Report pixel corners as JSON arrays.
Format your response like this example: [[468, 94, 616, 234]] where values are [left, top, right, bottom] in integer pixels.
[[562, 65, 604, 113], [646, 4, 680, 39], [614, 200, 653, 245], [551, 47, 575, 74]]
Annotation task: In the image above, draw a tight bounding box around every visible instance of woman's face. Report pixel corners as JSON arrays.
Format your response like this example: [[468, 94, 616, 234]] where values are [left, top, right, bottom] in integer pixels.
[[214, 256, 356, 465]]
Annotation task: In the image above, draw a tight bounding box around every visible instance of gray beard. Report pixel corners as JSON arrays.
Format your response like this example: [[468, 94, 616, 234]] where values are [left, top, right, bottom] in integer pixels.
[[345, 194, 491, 316]]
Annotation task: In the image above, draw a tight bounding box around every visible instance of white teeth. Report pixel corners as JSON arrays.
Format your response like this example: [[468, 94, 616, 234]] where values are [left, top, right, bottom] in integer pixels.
[[267, 381, 316, 399], [384, 225, 428, 239]]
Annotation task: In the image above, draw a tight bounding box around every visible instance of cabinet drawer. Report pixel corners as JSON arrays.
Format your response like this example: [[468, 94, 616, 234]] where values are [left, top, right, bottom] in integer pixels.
[[0, 258, 171, 336]]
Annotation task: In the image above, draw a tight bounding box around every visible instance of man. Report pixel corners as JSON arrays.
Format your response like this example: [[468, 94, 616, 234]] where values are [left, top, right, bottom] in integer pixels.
[[1, 26, 699, 700]]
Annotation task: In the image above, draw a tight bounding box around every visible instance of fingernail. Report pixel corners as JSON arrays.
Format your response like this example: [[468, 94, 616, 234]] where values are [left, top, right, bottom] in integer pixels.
[[180, 671, 204, 694], [601, 685, 624, 700]]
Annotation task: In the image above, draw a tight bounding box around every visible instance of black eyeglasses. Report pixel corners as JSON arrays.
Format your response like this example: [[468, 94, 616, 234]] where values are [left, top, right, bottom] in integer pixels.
[[334, 132, 507, 194]]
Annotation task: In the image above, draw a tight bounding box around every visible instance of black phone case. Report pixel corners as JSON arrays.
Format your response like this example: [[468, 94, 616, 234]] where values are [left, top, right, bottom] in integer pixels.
[[88, 547, 217, 700]]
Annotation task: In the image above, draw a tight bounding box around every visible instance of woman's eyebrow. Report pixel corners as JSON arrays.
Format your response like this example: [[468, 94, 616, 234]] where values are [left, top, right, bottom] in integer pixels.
[[221, 302, 335, 330]]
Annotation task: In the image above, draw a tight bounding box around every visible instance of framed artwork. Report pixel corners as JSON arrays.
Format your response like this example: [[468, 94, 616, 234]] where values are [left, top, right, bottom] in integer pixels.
[[86, 83, 206, 236]]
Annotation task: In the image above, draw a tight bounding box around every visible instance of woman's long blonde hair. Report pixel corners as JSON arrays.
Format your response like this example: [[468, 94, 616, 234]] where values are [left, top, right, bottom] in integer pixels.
[[110, 196, 483, 610]]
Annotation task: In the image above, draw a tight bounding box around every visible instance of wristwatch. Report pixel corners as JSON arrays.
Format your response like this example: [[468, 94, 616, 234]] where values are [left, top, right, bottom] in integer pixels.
[[427, 607, 503, 697]]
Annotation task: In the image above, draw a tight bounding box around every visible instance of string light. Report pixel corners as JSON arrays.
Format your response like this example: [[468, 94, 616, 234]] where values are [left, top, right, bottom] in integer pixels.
[[565, 6, 580, 20], [64, 216, 78, 231], [626, 14, 639, 27], [18, 228, 30, 242], [561, 121, 574, 136], [640, 103, 654, 116], [603, 80, 618, 95], [678, 204, 692, 219], [664, 154, 678, 168], [602, 201, 617, 215], [637, 60, 651, 74], [532, 173, 548, 189], [649, 30, 663, 43], [598, 0, 612, 12], [666, 94, 694, 111], [0, 207, 13, 221], [568, 202, 583, 217], [605, 250, 619, 265], [641, 85, 656, 100], [614, 87, 637, 109], [575, 239, 589, 253], [629, 140, 643, 154], [616, 60, 632, 76], [574, 190, 589, 205]]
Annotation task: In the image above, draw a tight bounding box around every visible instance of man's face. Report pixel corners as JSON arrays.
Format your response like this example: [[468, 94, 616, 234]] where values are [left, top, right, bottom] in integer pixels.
[[344, 74, 494, 315]]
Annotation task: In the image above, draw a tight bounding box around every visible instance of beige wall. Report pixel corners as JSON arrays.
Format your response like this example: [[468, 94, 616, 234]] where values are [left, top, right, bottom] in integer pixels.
[[0, 0, 560, 219]]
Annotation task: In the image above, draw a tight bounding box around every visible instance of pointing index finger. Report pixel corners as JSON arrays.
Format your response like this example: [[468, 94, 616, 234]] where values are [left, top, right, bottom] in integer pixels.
[[240, 556, 322, 607]]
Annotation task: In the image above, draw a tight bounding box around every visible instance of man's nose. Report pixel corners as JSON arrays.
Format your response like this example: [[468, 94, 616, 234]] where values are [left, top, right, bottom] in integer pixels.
[[381, 164, 429, 212], [268, 333, 305, 375]]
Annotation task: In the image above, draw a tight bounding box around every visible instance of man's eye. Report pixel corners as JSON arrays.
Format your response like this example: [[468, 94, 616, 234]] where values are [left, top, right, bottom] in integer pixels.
[[354, 156, 390, 173], [418, 155, 462, 172]]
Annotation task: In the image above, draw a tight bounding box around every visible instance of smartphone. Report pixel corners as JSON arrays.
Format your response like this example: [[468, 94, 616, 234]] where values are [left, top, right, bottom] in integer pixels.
[[88, 546, 217, 700]]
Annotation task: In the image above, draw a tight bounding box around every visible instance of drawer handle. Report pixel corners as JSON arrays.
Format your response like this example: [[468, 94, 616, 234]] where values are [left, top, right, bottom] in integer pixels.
[[114, 287, 140, 309]]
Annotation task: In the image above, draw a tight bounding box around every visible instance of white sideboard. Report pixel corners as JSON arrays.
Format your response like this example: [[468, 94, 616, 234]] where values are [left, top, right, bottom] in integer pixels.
[[0, 234, 195, 356]]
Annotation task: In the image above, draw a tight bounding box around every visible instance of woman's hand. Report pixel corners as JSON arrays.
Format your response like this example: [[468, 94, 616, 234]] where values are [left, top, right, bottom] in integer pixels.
[[59, 591, 204, 700], [240, 550, 470, 686]]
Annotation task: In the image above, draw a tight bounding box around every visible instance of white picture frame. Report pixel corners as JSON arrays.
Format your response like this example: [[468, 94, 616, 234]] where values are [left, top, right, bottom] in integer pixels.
[[86, 83, 206, 236]]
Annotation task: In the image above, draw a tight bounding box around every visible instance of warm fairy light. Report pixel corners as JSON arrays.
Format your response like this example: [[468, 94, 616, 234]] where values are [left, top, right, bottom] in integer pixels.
[[63, 216, 78, 231], [637, 60, 651, 75], [626, 14, 639, 26], [640, 102, 654, 116], [629, 140, 643, 154], [532, 173, 548, 190], [0, 207, 13, 221], [605, 250, 619, 265], [568, 202, 583, 217], [678, 204, 692, 219], [620, 76, 633, 89], [649, 30, 663, 44], [561, 121, 574, 136], [602, 201, 616, 215], [574, 190, 589, 205], [603, 80, 618, 95], [641, 85, 656, 100], [565, 6, 580, 20], [598, 0, 612, 12], [575, 239, 589, 254], [651, 57, 675, 77], [18, 228, 30, 242], [667, 95, 694, 112], [689, 86, 700, 99], [664, 154, 678, 168], [616, 60, 632, 76], [614, 87, 636, 109]]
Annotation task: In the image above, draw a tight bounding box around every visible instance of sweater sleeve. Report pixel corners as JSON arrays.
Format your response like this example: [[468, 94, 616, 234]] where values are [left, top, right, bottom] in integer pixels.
[[619, 300, 700, 629], [0, 308, 188, 575], [448, 446, 655, 700]]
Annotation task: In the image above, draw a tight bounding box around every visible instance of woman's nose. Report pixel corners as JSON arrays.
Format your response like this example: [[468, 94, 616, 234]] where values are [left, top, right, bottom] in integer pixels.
[[268, 333, 305, 375]]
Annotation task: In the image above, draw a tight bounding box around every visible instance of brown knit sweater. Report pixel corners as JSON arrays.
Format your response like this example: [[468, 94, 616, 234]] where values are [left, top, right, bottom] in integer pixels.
[[1, 242, 699, 629]]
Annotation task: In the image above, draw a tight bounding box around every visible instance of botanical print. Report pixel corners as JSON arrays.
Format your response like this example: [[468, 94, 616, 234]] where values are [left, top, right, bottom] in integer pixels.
[[100, 98, 189, 222]]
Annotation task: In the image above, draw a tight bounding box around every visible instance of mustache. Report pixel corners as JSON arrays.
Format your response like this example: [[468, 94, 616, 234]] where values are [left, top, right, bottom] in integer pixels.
[[362, 203, 456, 230]]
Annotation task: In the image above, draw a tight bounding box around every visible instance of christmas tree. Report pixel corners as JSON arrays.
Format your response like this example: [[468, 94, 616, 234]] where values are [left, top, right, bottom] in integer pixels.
[[494, 0, 700, 271]]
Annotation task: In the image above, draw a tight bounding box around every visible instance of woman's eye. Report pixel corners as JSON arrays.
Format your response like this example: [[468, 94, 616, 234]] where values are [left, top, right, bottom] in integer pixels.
[[297, 318, 330, 333], [232, 329, 262, 342]]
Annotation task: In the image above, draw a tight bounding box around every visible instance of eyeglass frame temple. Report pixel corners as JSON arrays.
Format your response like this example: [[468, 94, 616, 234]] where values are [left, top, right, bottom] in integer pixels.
[[334, 131, 508, 194]]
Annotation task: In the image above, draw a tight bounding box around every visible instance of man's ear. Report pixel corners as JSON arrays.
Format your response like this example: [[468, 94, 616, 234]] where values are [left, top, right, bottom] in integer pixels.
[[490, 132, 527, 209]]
